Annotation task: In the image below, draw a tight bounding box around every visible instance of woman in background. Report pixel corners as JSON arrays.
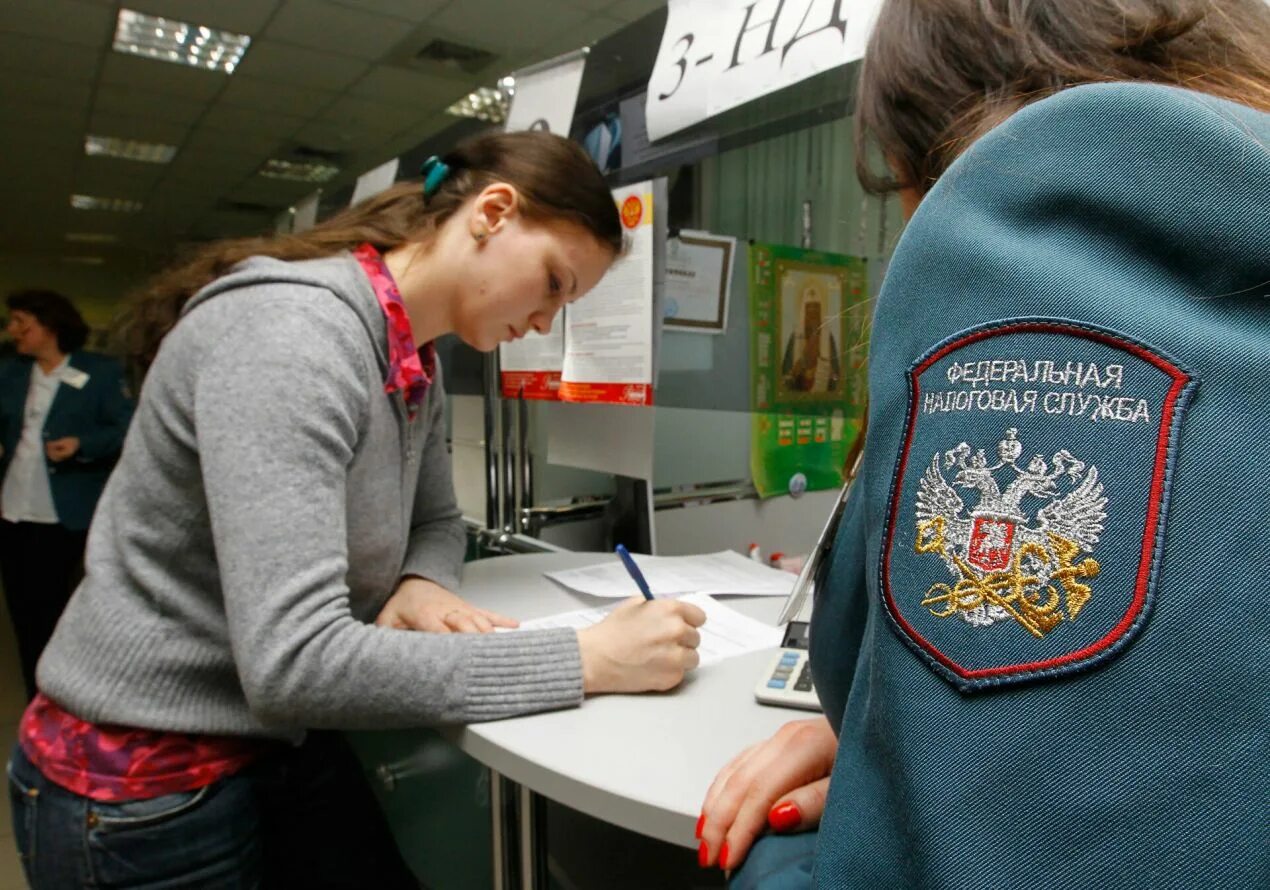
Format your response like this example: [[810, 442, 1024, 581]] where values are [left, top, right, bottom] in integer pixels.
[[700, 1, 1270, 887], [0, 290, 132, 700], [7, 131, 706, 889]]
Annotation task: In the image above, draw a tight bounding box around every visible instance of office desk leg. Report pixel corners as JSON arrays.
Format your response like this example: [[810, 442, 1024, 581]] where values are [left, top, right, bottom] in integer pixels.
[[490, 770, 518, 890], [518, 784, 549, 889], [490, 769, 549, 890]]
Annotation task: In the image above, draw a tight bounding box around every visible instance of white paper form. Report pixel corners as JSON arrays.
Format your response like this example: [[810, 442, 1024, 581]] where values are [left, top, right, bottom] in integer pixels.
[[513, 594, 783, 667], [558, 180, 656, 406], [545, 550, 795, 599], [499, 318, 565, 399]]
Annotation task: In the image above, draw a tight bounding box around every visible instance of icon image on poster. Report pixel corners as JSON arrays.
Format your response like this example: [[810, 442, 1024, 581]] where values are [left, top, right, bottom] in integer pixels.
[[779, 274, 842, 397]]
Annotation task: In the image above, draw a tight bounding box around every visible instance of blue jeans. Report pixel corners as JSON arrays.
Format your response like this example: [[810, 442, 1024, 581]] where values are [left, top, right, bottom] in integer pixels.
[[7, 744, 261, 888], [8, 732, 418, 889]]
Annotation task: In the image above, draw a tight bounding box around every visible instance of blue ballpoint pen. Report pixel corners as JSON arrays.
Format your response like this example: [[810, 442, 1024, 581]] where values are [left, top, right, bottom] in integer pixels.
[[614, 544, 655, 601]]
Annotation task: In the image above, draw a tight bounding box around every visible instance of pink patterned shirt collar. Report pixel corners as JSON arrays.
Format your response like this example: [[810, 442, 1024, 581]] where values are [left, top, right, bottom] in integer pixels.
[[352, 242, 435, 414]]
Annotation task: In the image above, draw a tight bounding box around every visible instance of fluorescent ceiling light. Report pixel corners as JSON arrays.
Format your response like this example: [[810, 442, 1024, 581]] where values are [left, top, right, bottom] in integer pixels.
[[85, 134, 178, 164], [446, 85, 512, 123], [259, 159, 340, 183], [113, 8, 250, 74], [61, 256, 107, 266], [65, 233, 120, 244], [71, 194, 143, 212]]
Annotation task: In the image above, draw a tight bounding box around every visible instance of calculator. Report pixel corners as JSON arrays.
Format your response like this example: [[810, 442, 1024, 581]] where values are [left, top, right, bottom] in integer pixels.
[[753, 620, 821, 711]]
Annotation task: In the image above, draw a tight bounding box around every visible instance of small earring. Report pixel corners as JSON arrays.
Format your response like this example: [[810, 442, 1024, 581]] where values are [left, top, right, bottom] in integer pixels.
[[473, 229, 486, 243]]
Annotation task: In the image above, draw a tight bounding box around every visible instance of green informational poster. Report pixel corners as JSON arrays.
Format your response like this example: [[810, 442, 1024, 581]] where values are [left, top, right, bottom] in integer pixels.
[[749, 242, 870, 498]]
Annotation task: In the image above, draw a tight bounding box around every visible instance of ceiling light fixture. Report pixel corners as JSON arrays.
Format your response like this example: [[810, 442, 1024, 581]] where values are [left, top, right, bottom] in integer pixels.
[[85, 134, 178, 164], [259, 159, 341, 183], [113, 8, 250, 74], [61, 256, 107, 265], [445, 81, 514, 123], [65, 233, 120, 244], [70, 194, 143, 213]]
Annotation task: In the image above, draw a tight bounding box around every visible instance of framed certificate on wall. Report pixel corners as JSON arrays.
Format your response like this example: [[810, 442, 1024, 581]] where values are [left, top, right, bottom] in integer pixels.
[[664, 230, 735, 333]]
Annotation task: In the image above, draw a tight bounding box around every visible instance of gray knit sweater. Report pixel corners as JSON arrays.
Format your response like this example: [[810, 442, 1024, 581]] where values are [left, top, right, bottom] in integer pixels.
[[38, 254, 583, 741]]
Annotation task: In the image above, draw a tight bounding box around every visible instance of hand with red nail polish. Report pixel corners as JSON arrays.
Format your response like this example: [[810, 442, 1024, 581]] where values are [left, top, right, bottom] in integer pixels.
[[695, 716, 837, 871], [768, 800, 802, 832]]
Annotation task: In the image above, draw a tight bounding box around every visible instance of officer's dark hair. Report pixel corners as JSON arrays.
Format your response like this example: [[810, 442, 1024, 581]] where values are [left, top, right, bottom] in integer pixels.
[[856, 0, 1270, 195], [5, 289, 90, 354]]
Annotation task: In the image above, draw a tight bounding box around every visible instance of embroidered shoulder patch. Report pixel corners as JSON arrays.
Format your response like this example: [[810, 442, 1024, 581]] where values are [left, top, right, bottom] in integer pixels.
[[880, 319, 1195, 691]]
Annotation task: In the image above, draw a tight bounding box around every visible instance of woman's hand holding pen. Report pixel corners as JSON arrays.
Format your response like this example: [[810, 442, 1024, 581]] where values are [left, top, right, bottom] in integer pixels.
[[375, 576, 519, 634], [576, 597, 706, 694], [697, 716, 837, 871]]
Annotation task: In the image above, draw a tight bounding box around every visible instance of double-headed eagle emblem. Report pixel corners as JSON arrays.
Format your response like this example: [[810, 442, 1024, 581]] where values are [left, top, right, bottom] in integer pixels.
[[914, 428, 1108, 638]]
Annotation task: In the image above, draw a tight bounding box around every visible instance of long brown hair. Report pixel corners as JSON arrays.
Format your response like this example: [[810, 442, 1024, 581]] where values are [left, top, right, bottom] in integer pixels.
[[119, 130, 621, 373], [855, 0, 1270, 194]]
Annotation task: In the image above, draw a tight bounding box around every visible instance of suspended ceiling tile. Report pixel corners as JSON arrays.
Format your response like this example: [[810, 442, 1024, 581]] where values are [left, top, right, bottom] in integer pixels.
[[233, 40, 370, 91], [164, 148, 266, 181], [374, 122, 447, 163], [323, 0, 449, 22], [536, 14, 629, 60], [609, 0, 666, 22], [125, 0, 282, 35], [0, 72, 93, 114], [78, 156, 171, 187], [264, 0, 422, 61], [75, 165, 165, 201], [218, 76, 338, 119], [0, 105, 85, 142], [199, 104, 308, 141], [193, 208, 275, 238], [182, 122, 288, 157], [0, 34, 104, 82], [316, 94, 425, 137], [100, 53, 230, 102], [93, 84, 208, 128], [288, 120, 360, 154], [346, 66, 468, 113], [431, 0, 593, 53], [228, 176, 318, 208], [0, 0, 115, 48], [87, 110, 191, 146]]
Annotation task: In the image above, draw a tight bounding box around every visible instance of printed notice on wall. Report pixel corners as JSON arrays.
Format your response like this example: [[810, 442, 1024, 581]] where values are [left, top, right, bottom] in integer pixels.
[[558, 180, 658, 406], [504, 48, 588, 136], [500, 322, 565, 399], [500, 180, 664, 405], [645, 0, 884, 141]]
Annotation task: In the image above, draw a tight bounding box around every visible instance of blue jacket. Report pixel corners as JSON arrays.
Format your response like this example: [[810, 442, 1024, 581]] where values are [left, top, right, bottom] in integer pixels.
[[809, 84, 1269, 888], [0, 352, 134, 531]]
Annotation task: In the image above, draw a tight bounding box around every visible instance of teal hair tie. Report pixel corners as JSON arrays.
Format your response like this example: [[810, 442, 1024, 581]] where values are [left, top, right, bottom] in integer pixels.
[[420, 156, 451, 198]]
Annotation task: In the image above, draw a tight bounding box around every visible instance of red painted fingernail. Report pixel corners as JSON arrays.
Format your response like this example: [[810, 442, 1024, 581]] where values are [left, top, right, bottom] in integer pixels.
[[697, 841, 708, 868], [695, 813, 705, 839], [719, 842, 730, 870], [768, 801, 801, 832]]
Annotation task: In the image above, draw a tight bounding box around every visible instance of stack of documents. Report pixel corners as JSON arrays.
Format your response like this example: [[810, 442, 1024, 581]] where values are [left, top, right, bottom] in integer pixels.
[[544, 550, 795, 600]]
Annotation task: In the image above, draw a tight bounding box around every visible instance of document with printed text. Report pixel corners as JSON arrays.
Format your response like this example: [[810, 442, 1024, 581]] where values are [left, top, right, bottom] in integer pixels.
[[544, 550, 796, 599], [512, 593, 783, 666]]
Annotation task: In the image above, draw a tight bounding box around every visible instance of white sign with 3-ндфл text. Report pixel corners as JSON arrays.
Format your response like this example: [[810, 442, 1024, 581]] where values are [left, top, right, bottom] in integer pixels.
[[645, 0, 882, 141]]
